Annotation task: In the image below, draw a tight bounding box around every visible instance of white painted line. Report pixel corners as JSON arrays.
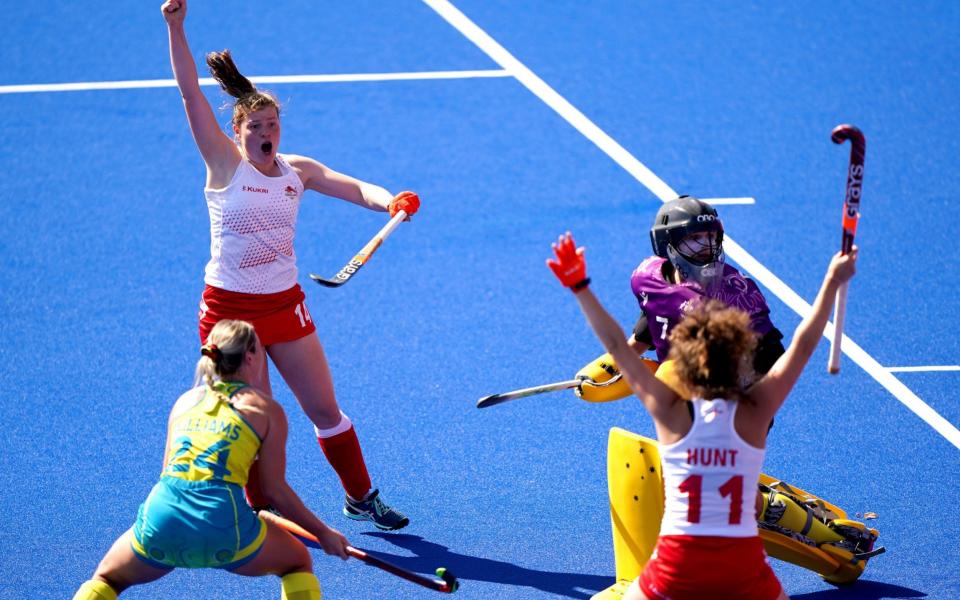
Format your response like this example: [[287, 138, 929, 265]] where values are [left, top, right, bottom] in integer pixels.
[[422, 0, 678, 202], [425, 0, 960, 451], [701, 197, 756, 205], [888, 366, 960, 373], [728, 237, 960, 449], [0, 69, 511, 95]]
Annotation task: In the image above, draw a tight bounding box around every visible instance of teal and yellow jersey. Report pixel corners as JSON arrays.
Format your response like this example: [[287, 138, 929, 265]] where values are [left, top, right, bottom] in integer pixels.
[[131, 381, 267, 570], [164, 381, 262, 487]]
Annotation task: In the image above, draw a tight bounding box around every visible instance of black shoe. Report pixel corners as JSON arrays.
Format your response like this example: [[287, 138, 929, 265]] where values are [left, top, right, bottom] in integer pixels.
[[343, 489, 409, 531]]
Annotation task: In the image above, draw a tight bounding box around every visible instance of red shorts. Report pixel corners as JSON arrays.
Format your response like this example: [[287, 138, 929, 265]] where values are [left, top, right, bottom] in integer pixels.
[[198, 284, 316, 346], [639, 535, 782, 600]]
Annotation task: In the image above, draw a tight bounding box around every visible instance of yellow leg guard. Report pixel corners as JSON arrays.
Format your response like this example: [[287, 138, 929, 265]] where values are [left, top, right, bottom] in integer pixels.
[[73, 580, 117, 600], [575, 353, 659, 402], [758, 475, 881, 585], [591, 428, 663, 600], [281, 572, 321, 600], [761, 490, 843, 545]]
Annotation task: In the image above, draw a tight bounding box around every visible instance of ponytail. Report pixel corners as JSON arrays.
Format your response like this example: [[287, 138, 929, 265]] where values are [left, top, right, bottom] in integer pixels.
[[205, 49, 280, 128], [206, 49, 256, 99], [194, 320, 258, 389]]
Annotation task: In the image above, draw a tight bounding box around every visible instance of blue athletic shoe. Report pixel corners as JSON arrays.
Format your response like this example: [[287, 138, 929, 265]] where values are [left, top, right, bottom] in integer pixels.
[[343, 489, 409, 531]]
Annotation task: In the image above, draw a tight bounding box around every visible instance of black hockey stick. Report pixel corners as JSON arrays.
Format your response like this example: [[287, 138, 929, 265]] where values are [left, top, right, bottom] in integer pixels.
[[827, 124, 865, 374], [476, 374, 628, 408], [476, 378, 585, 408], [310, 210, 407, 288], [264, 511, 460, 593]]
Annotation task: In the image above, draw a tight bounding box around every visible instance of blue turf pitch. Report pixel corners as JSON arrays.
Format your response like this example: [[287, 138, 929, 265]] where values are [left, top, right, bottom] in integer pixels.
[[2, 2, 959, 598]]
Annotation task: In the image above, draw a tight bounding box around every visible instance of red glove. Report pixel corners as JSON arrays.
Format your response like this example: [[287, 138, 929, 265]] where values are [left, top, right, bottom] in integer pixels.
[[547, 232, 589, 291], [389, 191, 420, 218]]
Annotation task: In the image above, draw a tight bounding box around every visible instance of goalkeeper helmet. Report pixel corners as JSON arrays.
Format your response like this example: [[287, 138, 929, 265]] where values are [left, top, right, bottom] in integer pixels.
[[649, 195, 725, 293]]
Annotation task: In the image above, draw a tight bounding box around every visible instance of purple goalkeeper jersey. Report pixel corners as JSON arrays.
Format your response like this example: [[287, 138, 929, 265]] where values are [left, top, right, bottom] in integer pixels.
[[630, 256, 775, 361]]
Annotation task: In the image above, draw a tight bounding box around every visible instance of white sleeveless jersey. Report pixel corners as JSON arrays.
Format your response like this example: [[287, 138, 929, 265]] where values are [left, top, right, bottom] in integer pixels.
[[659, 398, 765, 537], [203, 155, 304, 294]]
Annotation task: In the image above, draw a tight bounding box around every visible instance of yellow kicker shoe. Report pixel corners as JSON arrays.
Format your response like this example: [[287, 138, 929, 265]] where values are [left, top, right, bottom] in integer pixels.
[[819, 520, 883, 585]]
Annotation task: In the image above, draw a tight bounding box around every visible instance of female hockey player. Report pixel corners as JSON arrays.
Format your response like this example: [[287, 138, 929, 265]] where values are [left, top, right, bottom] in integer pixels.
[[548, 232, 857, 599], [73, 320, 348, 600], [161, 0, 416, 530], [631, 195, 784, 373], [577, 195, 784, 401]]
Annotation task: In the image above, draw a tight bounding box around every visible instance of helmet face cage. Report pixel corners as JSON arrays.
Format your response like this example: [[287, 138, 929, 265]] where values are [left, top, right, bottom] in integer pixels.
[[666, 244, 725, 295], [649, 195, 726, 292], [675, 229, 723, 266]]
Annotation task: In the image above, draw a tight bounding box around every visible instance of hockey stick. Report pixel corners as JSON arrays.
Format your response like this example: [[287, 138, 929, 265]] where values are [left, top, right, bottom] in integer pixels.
[[310, 210, 407, 287], [476, 374, 627, 409], [263, 511, 460, 593], [827, 124, 865, 374], [476, 378, 584, 408]]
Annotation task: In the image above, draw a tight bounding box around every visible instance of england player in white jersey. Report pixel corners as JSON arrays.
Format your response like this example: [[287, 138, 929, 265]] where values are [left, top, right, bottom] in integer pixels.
[[548, 231, 857, 599], [658, 396, 766, 540], [163, 0, 419, 531]]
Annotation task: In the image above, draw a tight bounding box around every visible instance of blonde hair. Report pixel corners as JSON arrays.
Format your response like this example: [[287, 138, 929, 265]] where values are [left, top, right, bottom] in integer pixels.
[[667, 300, 757, 402], [205, 49, 280, 128], [194, 319, 258, 389]]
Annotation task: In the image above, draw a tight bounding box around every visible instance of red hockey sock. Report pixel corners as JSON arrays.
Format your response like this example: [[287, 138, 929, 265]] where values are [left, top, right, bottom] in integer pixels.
[[317, 425, 372, 500], [244, 458, 270, 508]]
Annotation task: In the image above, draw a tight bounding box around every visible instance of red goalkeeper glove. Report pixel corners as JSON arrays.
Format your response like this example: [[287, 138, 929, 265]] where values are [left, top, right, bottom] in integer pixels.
[[389, 191, 420, 219], [547, 232, 590, 291]]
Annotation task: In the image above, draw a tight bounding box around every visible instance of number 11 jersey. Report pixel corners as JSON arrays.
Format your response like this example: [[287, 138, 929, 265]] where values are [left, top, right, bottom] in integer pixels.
[[659, 398, 765, 538]]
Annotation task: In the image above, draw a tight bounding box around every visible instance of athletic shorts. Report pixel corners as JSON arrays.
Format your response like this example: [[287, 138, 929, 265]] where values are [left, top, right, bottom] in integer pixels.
[[638, 535, 782, 600], [131, 477, 267, 570], [199, 284, 315, 346]]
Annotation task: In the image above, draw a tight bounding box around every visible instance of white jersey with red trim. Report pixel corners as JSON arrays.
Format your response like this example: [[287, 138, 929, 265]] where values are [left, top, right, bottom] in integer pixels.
[[203, 155, 305, 294], [658, 398, 765, 537]]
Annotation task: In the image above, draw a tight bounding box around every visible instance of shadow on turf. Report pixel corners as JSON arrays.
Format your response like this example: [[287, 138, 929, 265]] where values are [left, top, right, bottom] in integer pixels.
[[358, 532, 612, 598], [792, 580, 926, 599]]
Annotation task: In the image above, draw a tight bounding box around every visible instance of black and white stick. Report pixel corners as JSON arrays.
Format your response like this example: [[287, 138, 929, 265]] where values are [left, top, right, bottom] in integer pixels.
[[476, 374, 627, 408], [476, 378, 585, 409], [310, 210, 407, 288]]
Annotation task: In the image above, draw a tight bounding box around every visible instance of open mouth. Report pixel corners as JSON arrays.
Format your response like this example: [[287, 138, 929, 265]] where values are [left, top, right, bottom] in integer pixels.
[[261, 141, 273, 154]]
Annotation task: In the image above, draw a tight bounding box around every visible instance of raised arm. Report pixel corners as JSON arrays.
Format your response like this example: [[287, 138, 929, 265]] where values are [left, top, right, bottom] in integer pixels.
[[161, 0, 239, 177], [254, 398, 350, 559], [548, 233, 678, 419], [749, 247, 858, 417], [286, 155, 421, 217]]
